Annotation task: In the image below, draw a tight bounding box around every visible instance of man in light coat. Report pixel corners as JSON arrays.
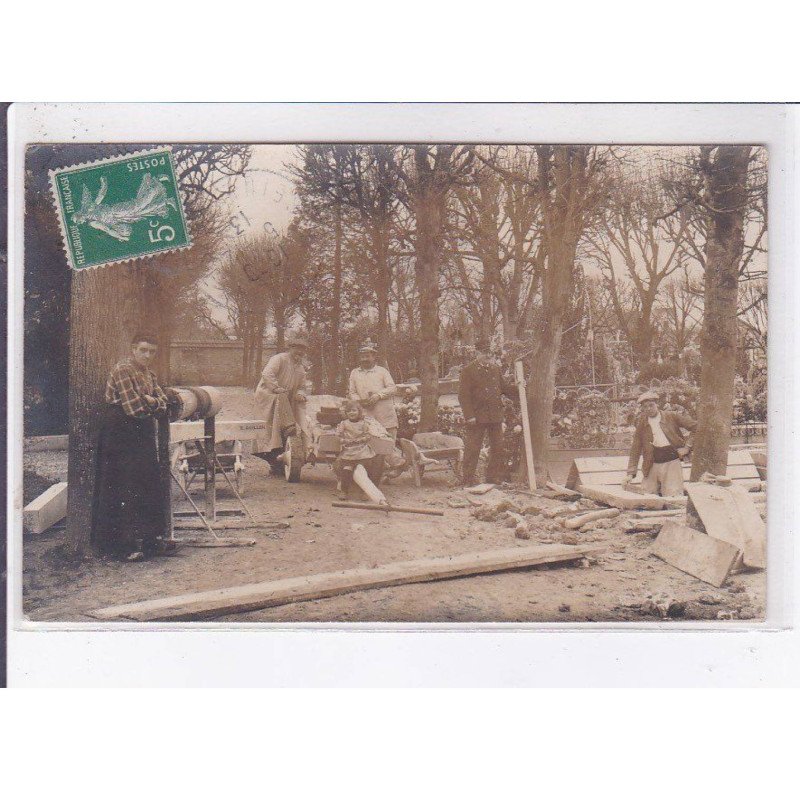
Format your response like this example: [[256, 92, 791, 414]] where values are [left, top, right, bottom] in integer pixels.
[[348, 341, 398, 439], [253, 332, 311, 464]]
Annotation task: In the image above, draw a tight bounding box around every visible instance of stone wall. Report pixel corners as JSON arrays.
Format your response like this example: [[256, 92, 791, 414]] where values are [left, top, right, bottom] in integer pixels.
[[170, 340, 277, 387]]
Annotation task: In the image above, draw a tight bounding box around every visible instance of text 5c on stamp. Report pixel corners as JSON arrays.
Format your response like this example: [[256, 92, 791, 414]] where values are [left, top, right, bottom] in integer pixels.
[[49, 147, 191, 270]]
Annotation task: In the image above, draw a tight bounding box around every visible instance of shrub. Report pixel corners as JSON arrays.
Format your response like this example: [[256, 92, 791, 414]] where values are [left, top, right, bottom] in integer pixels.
[[552, 389, 616, 448]]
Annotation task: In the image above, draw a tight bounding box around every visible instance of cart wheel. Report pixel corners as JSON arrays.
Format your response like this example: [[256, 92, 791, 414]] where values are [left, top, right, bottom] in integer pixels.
[[284, 435, 304, 482]]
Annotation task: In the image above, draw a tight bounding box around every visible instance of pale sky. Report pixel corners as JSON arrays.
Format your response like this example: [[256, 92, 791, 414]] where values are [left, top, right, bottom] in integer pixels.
[[223, 145, 300, 240]]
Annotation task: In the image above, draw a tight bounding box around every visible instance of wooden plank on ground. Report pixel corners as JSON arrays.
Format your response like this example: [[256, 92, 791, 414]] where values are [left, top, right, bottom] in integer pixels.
[[575, 450, 755, 475], [577, 484, 667, 510], [728, 487, 767, 569], [23, 482, 68, 533], [632, 509, 684, 519], [570, 450, 759, 489], [24, 435, 69, 452], [652, 521, 740, 587], [582, 464, 758, 487], [88, 543, 603, 621], [685, 482, 765, 569]]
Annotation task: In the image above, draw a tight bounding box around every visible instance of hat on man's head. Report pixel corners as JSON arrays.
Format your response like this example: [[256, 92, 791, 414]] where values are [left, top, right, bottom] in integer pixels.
[[637, 390, 659, 404], [358, 340, 378, 354], [473, 337, 491, 353], [286, 331, 308, 348]]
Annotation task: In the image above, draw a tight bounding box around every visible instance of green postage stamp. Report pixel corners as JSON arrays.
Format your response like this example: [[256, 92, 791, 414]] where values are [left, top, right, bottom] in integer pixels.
[[49, 147, 191, 270]]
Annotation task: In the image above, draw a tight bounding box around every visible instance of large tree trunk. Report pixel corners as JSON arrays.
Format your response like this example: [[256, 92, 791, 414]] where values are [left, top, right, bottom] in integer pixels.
[[66, 265, 144, 556], [373, 224, 392, 368], [412, 149, 446, 431], [690, 146, 751, 479], [631, 304, 655, 369], [526, 243, 576, 484], [525, 146, 592, 485], [326, 209, 343, 393]]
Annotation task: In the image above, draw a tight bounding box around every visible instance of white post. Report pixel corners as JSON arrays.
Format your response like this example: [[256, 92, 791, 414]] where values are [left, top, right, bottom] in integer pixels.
[[514, 360, 537, 492]]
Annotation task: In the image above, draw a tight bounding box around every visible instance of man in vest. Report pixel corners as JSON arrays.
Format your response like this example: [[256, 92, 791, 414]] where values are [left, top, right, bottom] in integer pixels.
[[624, 390, 697, 497]]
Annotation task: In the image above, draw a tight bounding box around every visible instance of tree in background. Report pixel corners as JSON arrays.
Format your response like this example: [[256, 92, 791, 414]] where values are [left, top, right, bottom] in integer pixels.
[[655, 268, 702, 357], [218, 231, 285, 384], [292, 145, 402, 367], [586, 166, 689, 369], [454, 146, 543, 341], [291, 212, 373, 393], [396, 145, 476, 431]]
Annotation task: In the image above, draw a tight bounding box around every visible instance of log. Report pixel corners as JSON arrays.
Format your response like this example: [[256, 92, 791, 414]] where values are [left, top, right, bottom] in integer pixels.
[[652, 522, 741, 587], [563, 508, 621, 530], [577, 484, 667, 511], [543, 503, 581, 519], [332, 501, 444, 516], [625, 521, 664, 533], [546, 482, 581, 499], [514, 360, 537, 491], [353, 463, 387, 504], [174, 536, 257, 547], [465, 483, 497, 495], [631, 509, 684, 519], [89, 543, 603, 621], [23, 482, 68, 534], [24, 435, 69, 452], [173, 519, 289, 531]]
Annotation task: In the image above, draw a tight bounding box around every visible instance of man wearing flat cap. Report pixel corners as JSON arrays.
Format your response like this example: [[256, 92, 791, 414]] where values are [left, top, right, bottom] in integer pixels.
[[624, 390, 697, 497], [348, 341, 398, 439], [458, 338, 516, 487], [253, 331, 311, 464]]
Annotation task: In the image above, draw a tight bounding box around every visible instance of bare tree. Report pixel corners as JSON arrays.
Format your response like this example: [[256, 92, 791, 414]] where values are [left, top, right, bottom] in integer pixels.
[[657, 268, 702, 355], [218, 231, 286, 384], [690, 146, 754, 479], [395, 145, 476, 430], [454, 147, 543, 341], [586, 168, 689, 368], [525, 145, 610, 484], [738, 277, 767, 360], [291, 145, 402, 367]]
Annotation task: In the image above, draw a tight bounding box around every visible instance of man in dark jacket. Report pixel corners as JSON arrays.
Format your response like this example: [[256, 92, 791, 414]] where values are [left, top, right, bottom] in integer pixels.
[[458, 339, 515, 486], [625, 391, 697, 497]]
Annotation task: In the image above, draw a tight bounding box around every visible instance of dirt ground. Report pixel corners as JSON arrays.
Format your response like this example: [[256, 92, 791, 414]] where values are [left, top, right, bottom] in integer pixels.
[[21, 389, 766, 623]]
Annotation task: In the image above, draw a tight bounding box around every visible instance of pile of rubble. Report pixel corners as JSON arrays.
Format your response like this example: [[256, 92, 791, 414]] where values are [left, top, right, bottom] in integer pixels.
[[465, 489, 629, 546], [455, 474, 766, 593]]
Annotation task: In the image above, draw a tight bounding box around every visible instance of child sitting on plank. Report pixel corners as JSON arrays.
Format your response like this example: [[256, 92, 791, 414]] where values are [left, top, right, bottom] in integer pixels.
[[335, 399, 388, 500]]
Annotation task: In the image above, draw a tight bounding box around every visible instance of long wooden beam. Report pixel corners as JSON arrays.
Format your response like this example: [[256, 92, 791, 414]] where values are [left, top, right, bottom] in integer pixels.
[[23, 482, 68, 533], [89, 543, 602, 622], [577, 484, 667, 510]]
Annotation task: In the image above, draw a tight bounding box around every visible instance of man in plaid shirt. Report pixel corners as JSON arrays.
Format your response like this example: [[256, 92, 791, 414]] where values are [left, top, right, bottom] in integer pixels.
[[92, 333, 172, 561], [105, 351, 168, 417]]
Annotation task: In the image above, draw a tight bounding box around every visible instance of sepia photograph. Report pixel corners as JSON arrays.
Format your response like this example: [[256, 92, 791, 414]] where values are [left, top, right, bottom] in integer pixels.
[[17, 135, 770, 624]]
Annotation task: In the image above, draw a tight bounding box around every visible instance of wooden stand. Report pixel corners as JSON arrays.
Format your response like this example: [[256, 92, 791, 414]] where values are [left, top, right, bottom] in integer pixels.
[[203, 416, 216, 522]]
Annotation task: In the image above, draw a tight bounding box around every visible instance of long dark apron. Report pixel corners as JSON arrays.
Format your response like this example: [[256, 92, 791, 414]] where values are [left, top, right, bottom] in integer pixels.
[[91, 404, 168, 557]]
